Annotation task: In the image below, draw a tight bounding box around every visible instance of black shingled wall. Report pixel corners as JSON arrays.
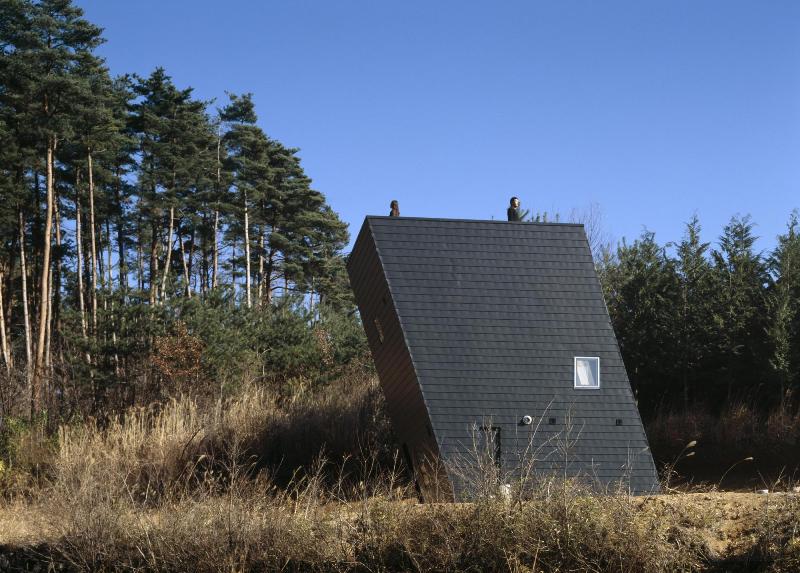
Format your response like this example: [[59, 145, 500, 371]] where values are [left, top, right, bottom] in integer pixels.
[[347, 216, 659, 499], [347, 221, 448, 499]]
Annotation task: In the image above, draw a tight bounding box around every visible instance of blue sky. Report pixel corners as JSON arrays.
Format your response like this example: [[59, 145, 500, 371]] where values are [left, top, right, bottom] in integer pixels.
[[76, 0, 800, 253]]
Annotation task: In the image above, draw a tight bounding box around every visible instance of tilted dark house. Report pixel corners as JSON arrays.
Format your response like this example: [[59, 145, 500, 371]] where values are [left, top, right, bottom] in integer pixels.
[[347, 216, 659, 500]]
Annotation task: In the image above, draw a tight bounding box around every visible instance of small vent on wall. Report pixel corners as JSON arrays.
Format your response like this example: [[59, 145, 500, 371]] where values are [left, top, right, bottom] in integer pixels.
[[373, 317, 385, 343], [615, 418, 623, 426], [548, 417, 557, 425]]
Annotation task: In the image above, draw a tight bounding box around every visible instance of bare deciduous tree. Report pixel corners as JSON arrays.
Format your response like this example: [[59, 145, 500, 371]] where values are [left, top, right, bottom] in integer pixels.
[[569, 203, 613, 263]]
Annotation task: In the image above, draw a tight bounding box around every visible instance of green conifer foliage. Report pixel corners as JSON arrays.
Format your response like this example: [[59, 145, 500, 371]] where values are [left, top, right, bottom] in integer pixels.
[[767, 211, 800, 405], [604, 231, 679, 415], [711, 215, 771, 402], [672, 215, 717, 407]]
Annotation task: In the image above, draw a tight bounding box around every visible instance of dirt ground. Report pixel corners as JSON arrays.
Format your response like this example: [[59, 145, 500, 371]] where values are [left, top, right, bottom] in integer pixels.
[[638, 491, 793, 560]]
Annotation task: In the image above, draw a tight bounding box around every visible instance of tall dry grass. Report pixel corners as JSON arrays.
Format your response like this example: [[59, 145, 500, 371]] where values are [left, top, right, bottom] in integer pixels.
[[45, 458, 706, 572], [48, 366, 392, 505], [14, 375, 707, 572], [752, 491, 800, 572]]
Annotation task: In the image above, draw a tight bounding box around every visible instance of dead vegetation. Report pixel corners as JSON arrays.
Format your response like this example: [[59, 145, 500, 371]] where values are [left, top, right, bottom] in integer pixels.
[[0, 375, 798, 571]]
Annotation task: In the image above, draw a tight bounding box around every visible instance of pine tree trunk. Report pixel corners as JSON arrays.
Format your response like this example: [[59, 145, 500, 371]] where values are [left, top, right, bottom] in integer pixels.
[[149, 172, 160, 305], [104, 218, 119, 373], [137, 219, 144, 292], [160, 206, 175, 302], [19, 211, 32, 379], [45, 262, 53, 374], [53, 191, 65, 369], [75, 176, 89, 335], [200, 211, 208, 296], [244, 192, 251, 308], [115, 166, 127, 293], [178, 221, 192, 298], [74, 175, 91, 367], [150, 217, 159, 305], [212, 209, 219, 289], [33, 138, 55, 415], [31, 172, 42, 296], [231, 236, 237, 303], [2, 229, 16, 352], [258, 229, 264, 306], [96, 222, 105, 290], [264, 245, 275, 306], [106, 219, 113, 292], [88, 152, 99, 335], [309, 276, 315, 318], [48, 194, 64, 371], [0, 272, 11, 375], [212, 127, 221, 290], [188, 228, 195, 293]]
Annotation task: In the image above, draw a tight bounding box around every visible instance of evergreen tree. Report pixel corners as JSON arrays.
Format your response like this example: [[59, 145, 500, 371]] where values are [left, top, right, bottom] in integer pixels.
[[131, 68, 205, 304], [672, 215, 717, 407], [275, 147, 348, 302], [711, 215, 770, 402], [766, 211, 800, 405], [3, 0, 104, 412], [604, 230, 679, 414], [0, 1, 365, 418], [220, 93, 268, 308], [104, 76, 137, 295]]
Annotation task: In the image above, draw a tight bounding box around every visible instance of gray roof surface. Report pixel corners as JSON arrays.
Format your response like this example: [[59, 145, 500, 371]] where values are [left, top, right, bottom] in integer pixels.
[[363, 216, 659, 494]]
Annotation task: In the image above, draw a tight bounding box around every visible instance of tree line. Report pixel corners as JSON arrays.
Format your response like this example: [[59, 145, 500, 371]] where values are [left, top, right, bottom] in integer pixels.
[[2, 0, 797, 431], [0, 0, 356, 420], [600, 213, 800, 417]]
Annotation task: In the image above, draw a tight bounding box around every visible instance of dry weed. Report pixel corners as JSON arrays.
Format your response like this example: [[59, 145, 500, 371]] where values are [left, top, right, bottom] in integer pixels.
[[1, 377, 712, 572]]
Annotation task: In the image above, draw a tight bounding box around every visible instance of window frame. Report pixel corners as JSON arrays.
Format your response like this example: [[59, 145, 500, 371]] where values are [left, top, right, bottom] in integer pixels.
[[574, 356, 601, 389]]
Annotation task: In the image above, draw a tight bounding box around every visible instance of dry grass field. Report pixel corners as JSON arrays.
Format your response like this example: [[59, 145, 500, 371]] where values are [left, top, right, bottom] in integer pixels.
[[0, 490, 798, 571], [0, 378, 798, 572]]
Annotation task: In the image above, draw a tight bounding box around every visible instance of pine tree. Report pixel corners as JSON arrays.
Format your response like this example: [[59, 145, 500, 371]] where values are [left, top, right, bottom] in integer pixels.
[[220, 93, 269, 308], [169, 94, 213, 299], [3, 0, 104, 413], [261, 140, 349, 307], [105, 76, 137, 295], [711, 215, 770, 402], [0, 0, 40, 392], [131, 68, 199, 304], [604, 230, 679, 414], [766, 211, 800, 405], [69, 57, 122, 334], [195, 113, 229, 295], [672, 215, 717, 407]]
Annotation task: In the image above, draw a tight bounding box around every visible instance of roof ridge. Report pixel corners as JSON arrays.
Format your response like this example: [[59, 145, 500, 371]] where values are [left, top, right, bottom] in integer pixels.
[[366, 215, 583, 227]]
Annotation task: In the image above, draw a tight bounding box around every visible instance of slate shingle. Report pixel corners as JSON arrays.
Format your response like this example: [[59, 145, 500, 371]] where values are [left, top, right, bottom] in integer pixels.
[[347, 216, 659, 499]]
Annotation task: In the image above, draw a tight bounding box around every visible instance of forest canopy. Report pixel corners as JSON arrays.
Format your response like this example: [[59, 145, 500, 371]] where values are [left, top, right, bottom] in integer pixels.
[[600, 213, 800, 418], [0, 0, 358, 419]]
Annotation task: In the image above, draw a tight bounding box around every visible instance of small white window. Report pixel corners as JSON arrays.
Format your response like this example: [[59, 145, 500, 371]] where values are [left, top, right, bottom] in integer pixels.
[[574, 357, 600, 389]]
